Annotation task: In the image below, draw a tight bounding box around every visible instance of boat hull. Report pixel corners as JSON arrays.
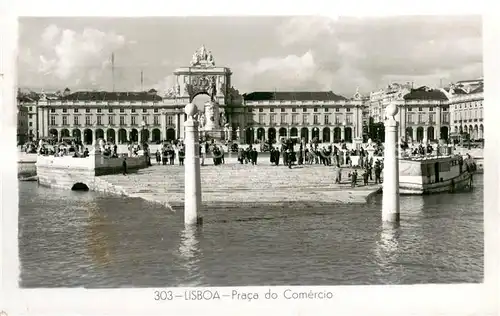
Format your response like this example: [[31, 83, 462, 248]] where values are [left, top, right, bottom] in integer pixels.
[[399, 171, 473, 195]]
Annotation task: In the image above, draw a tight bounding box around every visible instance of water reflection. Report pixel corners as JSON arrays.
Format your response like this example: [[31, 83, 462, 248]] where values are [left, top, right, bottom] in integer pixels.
[[374, 224, 402, 283], [177, 226, 204, 286], [85, 199, 112, 267]]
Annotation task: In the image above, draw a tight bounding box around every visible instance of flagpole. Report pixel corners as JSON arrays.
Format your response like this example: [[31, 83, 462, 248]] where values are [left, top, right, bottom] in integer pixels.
[[111, 52, 115, 92], [141, 70, 144, 91]]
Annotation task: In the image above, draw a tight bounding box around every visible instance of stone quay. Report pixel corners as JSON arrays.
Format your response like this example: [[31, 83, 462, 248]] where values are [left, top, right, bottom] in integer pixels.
[[96, 161, 382, 210], [36, 152, 148, 191]]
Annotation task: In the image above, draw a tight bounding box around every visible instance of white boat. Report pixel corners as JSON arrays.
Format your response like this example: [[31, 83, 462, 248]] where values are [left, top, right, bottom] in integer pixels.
[[398, 154, 475, 195]]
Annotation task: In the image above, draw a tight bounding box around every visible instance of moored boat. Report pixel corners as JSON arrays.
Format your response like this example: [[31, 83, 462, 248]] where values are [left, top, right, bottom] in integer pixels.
[[398, 154, 475, 195]]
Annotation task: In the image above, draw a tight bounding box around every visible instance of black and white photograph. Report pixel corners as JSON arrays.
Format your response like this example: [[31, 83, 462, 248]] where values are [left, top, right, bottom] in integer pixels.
[[1, 5, 497, 315]]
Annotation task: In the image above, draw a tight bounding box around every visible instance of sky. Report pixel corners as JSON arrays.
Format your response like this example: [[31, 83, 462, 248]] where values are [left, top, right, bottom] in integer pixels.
[[17, 15, 483, 97]]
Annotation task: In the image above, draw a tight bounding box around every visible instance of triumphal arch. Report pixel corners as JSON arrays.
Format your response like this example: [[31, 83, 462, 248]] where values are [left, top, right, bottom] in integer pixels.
[[172, 45, 232, 104], [171, 45, 234, 140]]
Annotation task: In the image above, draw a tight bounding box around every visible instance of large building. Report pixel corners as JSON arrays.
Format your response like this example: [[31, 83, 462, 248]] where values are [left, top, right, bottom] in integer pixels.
[[447, 78, 484, 141], [26, 45, 367, 146], [240, 90, 366, 144], [367, 83, 451, 142], [18, 45, 484, 146], [16, 103, 29, 145]]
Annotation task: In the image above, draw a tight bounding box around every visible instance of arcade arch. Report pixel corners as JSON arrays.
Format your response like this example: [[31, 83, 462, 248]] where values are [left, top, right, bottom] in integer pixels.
[[322, 127, 330, 143]]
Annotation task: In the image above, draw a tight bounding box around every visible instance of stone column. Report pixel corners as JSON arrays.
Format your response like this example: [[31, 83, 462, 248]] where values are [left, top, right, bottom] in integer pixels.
[[253, 129, 258, 143], [436, 106, 442, 140], [413, 128, 417, 143], [175, 113, 180, 139], [37, 107, 44, 138], [184, 103, 202, 226], [399, 105, 406, 141], [160, 112, 167, 141], [382, 103, 400, 223], [341, 127, 345, 141], [423, 128, 428, 143]]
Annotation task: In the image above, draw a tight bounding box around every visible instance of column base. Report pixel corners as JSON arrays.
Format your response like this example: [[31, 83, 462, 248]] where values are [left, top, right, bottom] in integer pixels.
[[184, 216, 203, 227], [382, 211, 400, 223]]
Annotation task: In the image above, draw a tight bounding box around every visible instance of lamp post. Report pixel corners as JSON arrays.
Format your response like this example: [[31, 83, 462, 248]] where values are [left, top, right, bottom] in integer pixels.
[[92, 121, 97, 146], [342, 121, 346, 144]]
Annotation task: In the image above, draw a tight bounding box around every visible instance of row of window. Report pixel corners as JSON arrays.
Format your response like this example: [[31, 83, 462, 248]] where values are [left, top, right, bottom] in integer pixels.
[[407, 106, 449, 112], [407, 114, 450, 124], [49, 108, 162, 114], [451, 101, 482, 110], [49, 115, 177, 126], [371, 106, 450, 111], [252, 113, 357, 125], [253, 107, 358, 113], [452, 109, 483, 120]]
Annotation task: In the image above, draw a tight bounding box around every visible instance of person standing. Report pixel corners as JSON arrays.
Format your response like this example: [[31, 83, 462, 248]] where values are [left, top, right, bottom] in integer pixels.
[[122, 157, 128, 175], [350, 170, 358, 188], [275, 147, 280, 166], [270, 147, 275, 165], [178, 146, 185, 166], [335, 164, 342, 184], [155, 150, 161, 165], [238, 148, 244, 164], [286, 148, 292, 169], [363, 169, 369, 186], [252, 148, 258, 165], [201, 142, 206, 166], [374, 160, 382, 184]]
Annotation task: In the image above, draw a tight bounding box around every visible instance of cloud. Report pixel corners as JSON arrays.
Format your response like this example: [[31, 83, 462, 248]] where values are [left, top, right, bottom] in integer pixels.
[[277, 16, 337, 46], [234, 51, 319, 92], [239, 16, 483, 96], [147, 75, 176, 94], [37, 25, 126, 85], [41, 24, 59, 43]]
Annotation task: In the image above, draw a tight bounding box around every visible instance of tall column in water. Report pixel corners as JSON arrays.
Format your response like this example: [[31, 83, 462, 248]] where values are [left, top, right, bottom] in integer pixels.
[[184, 103, 203, 226], [382, 102, 400, 223]]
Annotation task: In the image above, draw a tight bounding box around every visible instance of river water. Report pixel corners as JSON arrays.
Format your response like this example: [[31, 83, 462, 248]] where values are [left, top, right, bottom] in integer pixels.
[[18, 175, 483, 288]]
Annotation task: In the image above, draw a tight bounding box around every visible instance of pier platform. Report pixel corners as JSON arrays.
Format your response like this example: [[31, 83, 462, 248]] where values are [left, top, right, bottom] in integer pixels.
[[97, 161, 382, 210]]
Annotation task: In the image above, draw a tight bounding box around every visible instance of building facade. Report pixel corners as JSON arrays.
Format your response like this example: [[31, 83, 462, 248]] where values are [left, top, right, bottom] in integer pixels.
[[32, 87, 366, 145], [35, 89, 191, 144], [367, 84, 460, 143], [19, 46, 484, 146], [447, 79, 484, 141], [27, 45, 368, 145], [17, 104, 29, 144], [237, 90, 366, 144]]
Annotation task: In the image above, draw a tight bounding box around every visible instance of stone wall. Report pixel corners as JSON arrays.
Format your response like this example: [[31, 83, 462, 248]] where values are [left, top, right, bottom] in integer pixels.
[[36, 153, 148, 190]]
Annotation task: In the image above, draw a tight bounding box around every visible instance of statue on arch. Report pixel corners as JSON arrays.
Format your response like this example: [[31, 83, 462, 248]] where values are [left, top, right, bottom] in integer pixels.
[[207, 51, 215, 66], [190, 51, 200, 66], [197, 112, 206, 129], [199, 45, 207, 61], [220, 112, 227, 127], [39, 88, 47, 101], [209, 76, 217, 100]]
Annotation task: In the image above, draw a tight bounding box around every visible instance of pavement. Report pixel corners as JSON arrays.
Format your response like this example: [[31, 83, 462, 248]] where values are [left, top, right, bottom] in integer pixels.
[[97, 160, 382, 211]]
